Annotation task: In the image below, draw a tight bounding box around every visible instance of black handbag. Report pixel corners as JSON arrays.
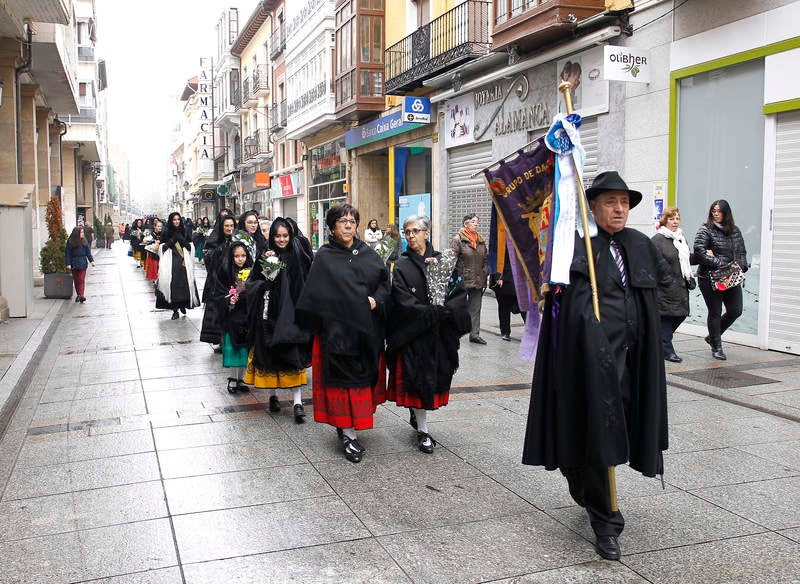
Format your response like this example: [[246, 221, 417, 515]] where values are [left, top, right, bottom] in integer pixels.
[[709, 262, 744, 291]]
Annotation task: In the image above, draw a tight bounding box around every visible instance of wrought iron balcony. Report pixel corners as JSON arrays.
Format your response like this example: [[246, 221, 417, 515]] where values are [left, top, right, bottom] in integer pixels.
[[243, 129, 270, 160], [384, 0, 491, 94], [252, 64, 269, 98], [270, 25, 286, 60], [231, 85, 241, 109], [77, 45, 94, 61], [492, 0, 607, 53], [242, 78, 256, 107], [269, 100, 288, 132]]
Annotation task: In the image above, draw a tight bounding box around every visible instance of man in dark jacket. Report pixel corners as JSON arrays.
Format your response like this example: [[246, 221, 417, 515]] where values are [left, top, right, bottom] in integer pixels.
[[522, 171, 670, 561]]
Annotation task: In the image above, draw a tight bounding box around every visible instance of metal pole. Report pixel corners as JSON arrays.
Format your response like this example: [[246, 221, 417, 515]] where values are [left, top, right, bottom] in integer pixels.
[[558, 80, 618, 512]]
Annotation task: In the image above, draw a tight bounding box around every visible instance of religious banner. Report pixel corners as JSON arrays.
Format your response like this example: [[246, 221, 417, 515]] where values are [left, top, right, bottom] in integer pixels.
[[483, 137, 554, 300]]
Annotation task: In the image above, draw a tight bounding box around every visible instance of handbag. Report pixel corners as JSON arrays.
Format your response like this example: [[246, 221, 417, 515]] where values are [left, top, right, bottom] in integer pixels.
[[127, 249, 134, 257], [709, 262, 744, 291]]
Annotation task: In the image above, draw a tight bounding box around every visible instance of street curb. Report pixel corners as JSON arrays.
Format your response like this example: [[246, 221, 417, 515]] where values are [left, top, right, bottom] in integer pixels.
[[0, 299, 68, 437]]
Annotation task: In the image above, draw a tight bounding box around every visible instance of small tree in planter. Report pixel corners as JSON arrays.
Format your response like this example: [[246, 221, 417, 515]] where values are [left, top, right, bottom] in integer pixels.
[[40, 196, 73, 298]]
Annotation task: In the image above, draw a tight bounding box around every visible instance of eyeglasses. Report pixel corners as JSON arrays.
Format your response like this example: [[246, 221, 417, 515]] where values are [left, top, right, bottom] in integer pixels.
[[336, 218, 357, 226], [404, 228, 427, 237]]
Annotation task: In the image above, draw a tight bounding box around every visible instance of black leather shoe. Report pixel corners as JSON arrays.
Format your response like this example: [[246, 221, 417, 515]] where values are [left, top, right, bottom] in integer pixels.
[[665, 353, 682, 363], [343, 438, 365, 463], [712, 348, 727, 360], [268, 395, 280, 412], [293, 404, 306, 424], [417, 432, 435, 454], [704, 335, 712, 346], [180, 307, 186, 314], [171, 311, 179, 320], [501, 334, 511, 341], [79, 296, 86, 303], [226, 378, 237, 394], [595, 535, 621, 560], [236, 380, 250, 392], [469, 336, 487, 345]]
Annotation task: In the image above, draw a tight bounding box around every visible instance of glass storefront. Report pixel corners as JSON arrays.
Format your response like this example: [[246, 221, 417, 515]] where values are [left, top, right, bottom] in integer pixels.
[[308, 138, 347, 249]]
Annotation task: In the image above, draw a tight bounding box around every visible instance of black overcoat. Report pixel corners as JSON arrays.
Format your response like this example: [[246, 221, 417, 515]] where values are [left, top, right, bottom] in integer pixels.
[[522, 228, 669, 477], [386, 247, 472, 408], [651, 232, 690, 318]]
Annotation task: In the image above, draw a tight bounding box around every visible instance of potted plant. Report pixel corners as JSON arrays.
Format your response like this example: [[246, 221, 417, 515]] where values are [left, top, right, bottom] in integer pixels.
[[40, 195, 73, 299]]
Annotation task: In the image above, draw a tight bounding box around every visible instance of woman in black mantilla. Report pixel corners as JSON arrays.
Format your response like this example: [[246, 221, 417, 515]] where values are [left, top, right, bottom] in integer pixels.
[[386, 215, 471, 453], [200, 212, 235, 345], [236, 209, 266, 260], [243, 217, 313, 423], [156, 212, 200, 320], [296, 204, 390, 463]]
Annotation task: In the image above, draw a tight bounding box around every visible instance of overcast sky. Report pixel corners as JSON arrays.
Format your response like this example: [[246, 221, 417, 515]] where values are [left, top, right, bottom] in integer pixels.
[[95, 0, 258, 210]]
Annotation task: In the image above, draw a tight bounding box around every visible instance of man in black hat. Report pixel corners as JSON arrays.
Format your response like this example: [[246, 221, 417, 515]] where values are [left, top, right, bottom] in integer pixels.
[[522, 171, 670, 561]]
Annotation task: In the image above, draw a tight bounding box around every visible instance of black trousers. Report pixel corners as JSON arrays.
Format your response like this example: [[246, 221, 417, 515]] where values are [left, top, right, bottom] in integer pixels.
[[561, 466, 625, 536], [495, 294, 526, 336], [659, 315, 685, 356], [698, 277, 743, 343]]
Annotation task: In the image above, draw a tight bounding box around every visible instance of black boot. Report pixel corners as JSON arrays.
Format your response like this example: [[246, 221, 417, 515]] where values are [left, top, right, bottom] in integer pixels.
[[711, 339, 727, 360]]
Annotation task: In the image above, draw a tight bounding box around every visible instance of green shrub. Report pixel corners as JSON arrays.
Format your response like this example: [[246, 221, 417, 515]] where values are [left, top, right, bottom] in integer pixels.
[[40, 229, 69, 274]]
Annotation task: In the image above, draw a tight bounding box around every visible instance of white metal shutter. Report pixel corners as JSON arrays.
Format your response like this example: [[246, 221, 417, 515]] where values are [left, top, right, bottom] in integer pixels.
[[447, 141, 495, 241], [769, 109, 800, 354], [580, 116, 599, 189]]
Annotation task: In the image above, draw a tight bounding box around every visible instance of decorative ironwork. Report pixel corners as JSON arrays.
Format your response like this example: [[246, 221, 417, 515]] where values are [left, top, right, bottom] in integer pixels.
[[269, 100, 288, 132], [252, 64, 269, 95], [270, 25, 286, 59], [384, 0, 491, 94]]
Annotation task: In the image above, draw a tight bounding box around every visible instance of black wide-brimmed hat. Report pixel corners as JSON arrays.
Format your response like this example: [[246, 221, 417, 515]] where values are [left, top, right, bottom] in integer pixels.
[[585, 171, 642, 209]]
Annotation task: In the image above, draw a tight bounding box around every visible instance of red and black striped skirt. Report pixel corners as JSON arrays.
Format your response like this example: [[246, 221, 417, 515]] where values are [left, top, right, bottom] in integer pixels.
[[387, 351, 449, 410]]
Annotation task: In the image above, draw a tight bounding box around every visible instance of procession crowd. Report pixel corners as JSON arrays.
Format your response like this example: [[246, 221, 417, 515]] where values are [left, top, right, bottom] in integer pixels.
[[67, 171, 748, 563]]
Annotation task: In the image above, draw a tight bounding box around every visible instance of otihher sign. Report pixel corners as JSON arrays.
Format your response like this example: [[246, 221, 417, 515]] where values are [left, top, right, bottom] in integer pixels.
[[603, 46, 651, 84]]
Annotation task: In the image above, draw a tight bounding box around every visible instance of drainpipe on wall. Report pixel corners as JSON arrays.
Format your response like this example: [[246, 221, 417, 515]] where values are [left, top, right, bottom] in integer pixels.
[[14, 22, 32, 183]]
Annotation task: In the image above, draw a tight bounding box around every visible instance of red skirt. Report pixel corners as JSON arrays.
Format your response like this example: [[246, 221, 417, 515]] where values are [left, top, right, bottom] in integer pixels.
[[311, 335, 386, 431], [145, 255, 159, 280], [387, 352, 449, 410]]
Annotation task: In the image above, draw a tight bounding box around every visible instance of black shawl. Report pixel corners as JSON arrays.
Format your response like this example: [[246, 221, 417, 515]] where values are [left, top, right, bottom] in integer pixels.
[[296, 236, 389, 387]]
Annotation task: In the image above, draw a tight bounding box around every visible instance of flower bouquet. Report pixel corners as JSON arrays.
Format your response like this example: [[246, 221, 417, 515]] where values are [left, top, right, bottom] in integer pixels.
[[425, 249, 459, 306], [375, 235, 397, 264], [129, 229, 142, 239], [259, 251, 285, 281], [144, 242, 160, 255], [227, 268, 251, 307], [232, 230, 254, 248], [196, 227, 211, 237]]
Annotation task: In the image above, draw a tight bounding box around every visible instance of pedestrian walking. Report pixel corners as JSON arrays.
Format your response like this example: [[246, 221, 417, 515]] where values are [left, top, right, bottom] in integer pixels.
[[156, 212, 200, 320], [450, 213, 489, 344], [384, 222, 401, 268], [490, 248, 527, 341], [130, 218, 144, 267], [144, 218, 163, 281], [65, 226, 95, 303], [296, 203, 390, 463], [364, 218, 383, 249], [693, 199, 748, 360], [215, 242, 253, 393], [200, 213, 236, 347], [386, 215, 471, 453], [522, 171, 670, 561], [243, 217, 314, 422], [104, 222, 115, 249], [652, 207, 695, 362], [193, 216, 211, 263], [83, 223, 94, 248]]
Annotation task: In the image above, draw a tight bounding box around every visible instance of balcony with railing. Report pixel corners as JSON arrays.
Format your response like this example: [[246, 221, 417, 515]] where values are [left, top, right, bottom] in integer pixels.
[[270, 25, 286, 60], [242, 77, 256, 107], [384, 0, 491, 94], [243, 129, 270, 161], [77, 45, 94, 61], [252, 64, 269, 98], [231, 84, 241, 109], [269, 100, 288, 133], [492, 0, 607, 53]]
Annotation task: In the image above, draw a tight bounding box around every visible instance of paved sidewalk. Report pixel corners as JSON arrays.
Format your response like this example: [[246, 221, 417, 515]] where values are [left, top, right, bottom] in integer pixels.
[[0, 241, 797, 583]]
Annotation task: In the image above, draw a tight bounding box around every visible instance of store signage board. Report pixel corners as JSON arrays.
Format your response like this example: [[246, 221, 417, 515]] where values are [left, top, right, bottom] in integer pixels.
[[345, 111, 424, 150], [402, 96, 431, 123], [603, 45, 651, 84]]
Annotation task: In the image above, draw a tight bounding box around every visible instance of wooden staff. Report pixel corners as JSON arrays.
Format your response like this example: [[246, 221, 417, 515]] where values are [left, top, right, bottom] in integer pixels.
[[558, 81, 618, 512]]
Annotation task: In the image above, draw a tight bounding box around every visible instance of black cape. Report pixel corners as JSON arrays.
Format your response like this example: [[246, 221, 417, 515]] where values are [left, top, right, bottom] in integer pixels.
[[296, 237, 389, 388], [200, 233, 232, 344], [522, 228, 669, 477], [386, 244, 472, 408]]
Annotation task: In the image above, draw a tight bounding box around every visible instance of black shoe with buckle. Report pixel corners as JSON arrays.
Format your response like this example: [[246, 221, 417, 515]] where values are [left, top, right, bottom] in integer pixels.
[[268, 395, 280, 412], [226, 378, 237, 394], [293, 404, 306, 424], [343, 438, 365, 463], [595, 535, 621, 561], [417, 432, 436, 454]]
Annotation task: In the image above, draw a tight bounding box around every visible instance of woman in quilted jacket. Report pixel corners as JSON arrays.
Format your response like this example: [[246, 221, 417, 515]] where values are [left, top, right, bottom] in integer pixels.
[[693, 199, 748, 361]]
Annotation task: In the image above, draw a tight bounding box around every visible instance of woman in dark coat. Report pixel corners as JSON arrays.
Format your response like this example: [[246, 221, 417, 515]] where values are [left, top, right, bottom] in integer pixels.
[[450, 213, 489, 344], [243, 217, 313, 422], [65, 227, 94, 303], [693, 199, 749, 360], [296, 203, 390, 463], [652, 206, 694, 362], [156, 212, 200, 320], [200, 213, 235, 345], [386, 215, 471, 453], [129, 218, 144, 267]]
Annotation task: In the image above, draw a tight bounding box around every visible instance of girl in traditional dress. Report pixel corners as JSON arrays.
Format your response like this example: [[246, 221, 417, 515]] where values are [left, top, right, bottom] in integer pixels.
[[216, 242, 253, 393], [129, 218, 144, 267], [144, 218, 163, 281], [296, 204, 390, 463], [156, 212, 200, 320], [193, 216, 211, 262], [244, 217, 313, 423], [386, 215, 471, 452], [200, 213, 236, 345]]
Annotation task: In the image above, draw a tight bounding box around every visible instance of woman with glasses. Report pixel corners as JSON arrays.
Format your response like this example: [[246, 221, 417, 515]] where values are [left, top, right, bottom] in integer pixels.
[[387, 215, 471, 453], [694, 199, 748, 360], [450, 213, 489, 344], [296, 203, 390, 463]]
